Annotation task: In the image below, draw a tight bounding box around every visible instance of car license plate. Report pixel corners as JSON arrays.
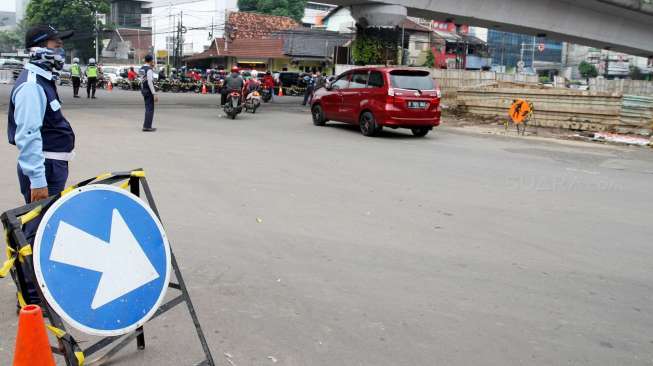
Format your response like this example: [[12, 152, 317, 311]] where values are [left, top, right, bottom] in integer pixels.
[[408, 101, 428, 109]]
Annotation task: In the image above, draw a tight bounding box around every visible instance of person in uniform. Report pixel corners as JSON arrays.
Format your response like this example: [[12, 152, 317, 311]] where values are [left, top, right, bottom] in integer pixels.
[[70, 57, 81, 98], [85, 57, 98, 99], [7, 24, 75, 305], [140, 54, 158, 132]]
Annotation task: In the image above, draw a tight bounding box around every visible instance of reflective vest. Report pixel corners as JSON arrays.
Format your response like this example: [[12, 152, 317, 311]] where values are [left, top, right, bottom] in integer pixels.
[[71, 64, 81, 77], [86, 66, 97, 78]]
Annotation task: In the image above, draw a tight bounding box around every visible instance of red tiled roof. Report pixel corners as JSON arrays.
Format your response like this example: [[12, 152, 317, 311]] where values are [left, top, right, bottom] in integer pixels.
[[400, 19, 431, 33], [186, 38, 285, 61], [228, 12, 299, 39]]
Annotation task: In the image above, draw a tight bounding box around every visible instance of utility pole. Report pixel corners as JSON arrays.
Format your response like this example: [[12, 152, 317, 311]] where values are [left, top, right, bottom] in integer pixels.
[[95, 10, 99, 62], [178, 11, 183, 67], [531, 36, 536, 70], [400, 25, 405, 65]]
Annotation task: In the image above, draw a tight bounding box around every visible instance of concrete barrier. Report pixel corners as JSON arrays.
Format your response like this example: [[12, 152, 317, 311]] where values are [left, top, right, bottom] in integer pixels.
[[456, 83, 634, 133]]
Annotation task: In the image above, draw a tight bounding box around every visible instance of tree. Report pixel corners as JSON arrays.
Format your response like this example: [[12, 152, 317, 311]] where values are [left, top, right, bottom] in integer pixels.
[[237, 0, 258, 11], [629, 65, 646, 80], [351, 35, 383, 65], [0, 30, 22, 52], [423, 48, 435, 68], [237, 0, 307, 22], [24, 0, 110, 62], [578, 61, 598, 79]]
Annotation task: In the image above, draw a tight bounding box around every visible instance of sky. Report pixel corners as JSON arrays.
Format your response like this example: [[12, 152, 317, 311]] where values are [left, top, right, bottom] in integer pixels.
[[0, 1, 16, 12]]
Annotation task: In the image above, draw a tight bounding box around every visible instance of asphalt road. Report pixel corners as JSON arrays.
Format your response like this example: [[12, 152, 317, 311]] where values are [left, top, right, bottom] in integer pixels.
[[0, 85, 652, 366]]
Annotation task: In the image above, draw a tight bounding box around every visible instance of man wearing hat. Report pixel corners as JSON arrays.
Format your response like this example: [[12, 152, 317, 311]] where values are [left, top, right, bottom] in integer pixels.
[[7, 24, 75, 305], [140, 54, 158, 132]]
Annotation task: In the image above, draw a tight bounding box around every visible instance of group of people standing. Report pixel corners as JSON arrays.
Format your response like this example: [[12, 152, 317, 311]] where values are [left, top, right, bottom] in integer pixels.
[[302, 71, 327, 106], [69, 57, 99, 99]]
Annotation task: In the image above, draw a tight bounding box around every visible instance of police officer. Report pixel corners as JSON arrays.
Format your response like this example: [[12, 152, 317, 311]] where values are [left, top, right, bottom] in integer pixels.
[[70, 57, 81, 98], [8, 24, 75, 305], [140, 54, 158, 132], [85, 57, 98, 99], [302, 72, 316, 106]]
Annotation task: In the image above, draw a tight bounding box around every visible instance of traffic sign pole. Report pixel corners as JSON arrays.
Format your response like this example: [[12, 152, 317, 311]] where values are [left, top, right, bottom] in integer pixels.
[[1, 170, 215, 366]]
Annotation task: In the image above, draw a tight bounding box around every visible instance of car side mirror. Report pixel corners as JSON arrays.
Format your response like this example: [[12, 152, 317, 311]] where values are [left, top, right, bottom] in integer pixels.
[[325, 83, 332, 90]]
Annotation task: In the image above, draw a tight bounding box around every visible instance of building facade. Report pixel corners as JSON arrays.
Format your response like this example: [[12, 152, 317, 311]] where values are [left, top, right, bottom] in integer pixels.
[[302, 2, 336, 28], [0, 11, 17, 30], [14, 0, 28, 25], [109, 0, 152, 28], [487, 29, 563, 73], [148, 0, 238, 57]]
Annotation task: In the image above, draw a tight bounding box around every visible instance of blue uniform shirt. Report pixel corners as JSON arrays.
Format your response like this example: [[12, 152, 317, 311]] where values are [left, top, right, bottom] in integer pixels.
[[11, 63, 50, 188]]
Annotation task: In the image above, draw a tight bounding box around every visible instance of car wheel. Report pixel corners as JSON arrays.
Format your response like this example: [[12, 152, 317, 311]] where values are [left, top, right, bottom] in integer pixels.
[[411, 127, 431, 137], [360, 111, 381, 137], [312, 104, 326, 126]]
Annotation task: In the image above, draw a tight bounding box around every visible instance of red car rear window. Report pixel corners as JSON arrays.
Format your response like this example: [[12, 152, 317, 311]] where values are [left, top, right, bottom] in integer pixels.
[[389, 70, 434, 90]]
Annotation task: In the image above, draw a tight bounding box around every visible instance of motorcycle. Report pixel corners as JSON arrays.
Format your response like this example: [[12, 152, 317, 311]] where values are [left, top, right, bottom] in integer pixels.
[[244, 89, 262, 113], [261, 85, 272, 103], [223, 91, 243, 119]]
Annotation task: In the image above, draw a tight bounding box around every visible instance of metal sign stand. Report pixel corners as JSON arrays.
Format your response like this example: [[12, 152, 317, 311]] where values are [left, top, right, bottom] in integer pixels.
[[1, 170, 215, 366]]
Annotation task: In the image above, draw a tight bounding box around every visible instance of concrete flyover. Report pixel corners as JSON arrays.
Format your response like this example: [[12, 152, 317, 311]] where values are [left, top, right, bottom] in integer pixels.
[[321, 0, 653, 57]]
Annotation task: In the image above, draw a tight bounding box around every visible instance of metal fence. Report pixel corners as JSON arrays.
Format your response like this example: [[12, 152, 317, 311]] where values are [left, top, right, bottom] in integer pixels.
[[0, 69, 15, 84], [333, 65, 539, 98], [589, 78, 653, 96]]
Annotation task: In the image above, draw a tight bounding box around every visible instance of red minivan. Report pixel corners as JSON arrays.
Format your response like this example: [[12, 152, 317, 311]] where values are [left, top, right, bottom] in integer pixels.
[[311, 67, 441, 137]]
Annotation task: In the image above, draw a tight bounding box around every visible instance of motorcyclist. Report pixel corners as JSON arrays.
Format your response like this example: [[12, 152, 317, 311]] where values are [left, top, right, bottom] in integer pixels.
[[262, 71, 275, 101], [127, 66, 138, 81], [222, 66, 244, 106], [244, 70, 261, 97]]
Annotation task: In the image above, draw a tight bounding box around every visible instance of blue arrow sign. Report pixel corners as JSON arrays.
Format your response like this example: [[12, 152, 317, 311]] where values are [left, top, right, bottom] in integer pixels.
[[34, 184, 171, 336]]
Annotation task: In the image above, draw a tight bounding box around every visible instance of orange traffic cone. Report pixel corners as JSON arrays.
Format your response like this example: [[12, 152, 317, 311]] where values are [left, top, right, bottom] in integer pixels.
[[201, 83, 207, 94], [278, 83, 283, 97], [13, 305, 55, 366], [107, 80, 113, 92]]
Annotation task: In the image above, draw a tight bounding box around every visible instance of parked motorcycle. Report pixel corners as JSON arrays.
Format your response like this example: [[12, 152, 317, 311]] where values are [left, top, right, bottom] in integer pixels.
[[223, 91, 243, 119], [244, 89, 262, 113]]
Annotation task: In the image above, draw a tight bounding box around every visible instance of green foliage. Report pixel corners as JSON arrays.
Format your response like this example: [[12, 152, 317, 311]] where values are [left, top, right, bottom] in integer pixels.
[[423, 48, 435, 68], [24, 0, 110, 62], [578, 61, 598, 79], [351, 35, 383, 65], [0, 30, 22, 52], [237, 0, 307, 22], [237, 0, 258, 11], [629, 65, 647, 80]]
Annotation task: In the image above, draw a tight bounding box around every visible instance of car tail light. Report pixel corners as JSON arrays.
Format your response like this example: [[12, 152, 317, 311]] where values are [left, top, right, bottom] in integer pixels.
[[435, 87, 442, 99]]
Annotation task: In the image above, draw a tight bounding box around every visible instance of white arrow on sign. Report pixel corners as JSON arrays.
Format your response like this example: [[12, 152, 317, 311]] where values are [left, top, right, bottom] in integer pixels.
[[50, 209, 160, 309]]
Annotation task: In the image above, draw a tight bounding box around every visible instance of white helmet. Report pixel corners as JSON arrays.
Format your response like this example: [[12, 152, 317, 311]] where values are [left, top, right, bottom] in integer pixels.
[[88, 58, 96, 65], [73, 57, 79, 63], [250, 70, 258, 78]]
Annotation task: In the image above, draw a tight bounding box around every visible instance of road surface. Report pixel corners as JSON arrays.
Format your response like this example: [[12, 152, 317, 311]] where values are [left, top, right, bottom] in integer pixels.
[[0, 86, 652, 365]]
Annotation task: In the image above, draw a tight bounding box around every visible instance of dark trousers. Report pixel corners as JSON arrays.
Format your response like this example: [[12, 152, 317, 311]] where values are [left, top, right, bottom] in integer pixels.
[[220, 88, 227, 106], [302, 85, 314, 105], [87, 77, 97, 97], [72, 76, 81, 96], [142, 89, 155, 129], [16, 159, 69, 303]]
